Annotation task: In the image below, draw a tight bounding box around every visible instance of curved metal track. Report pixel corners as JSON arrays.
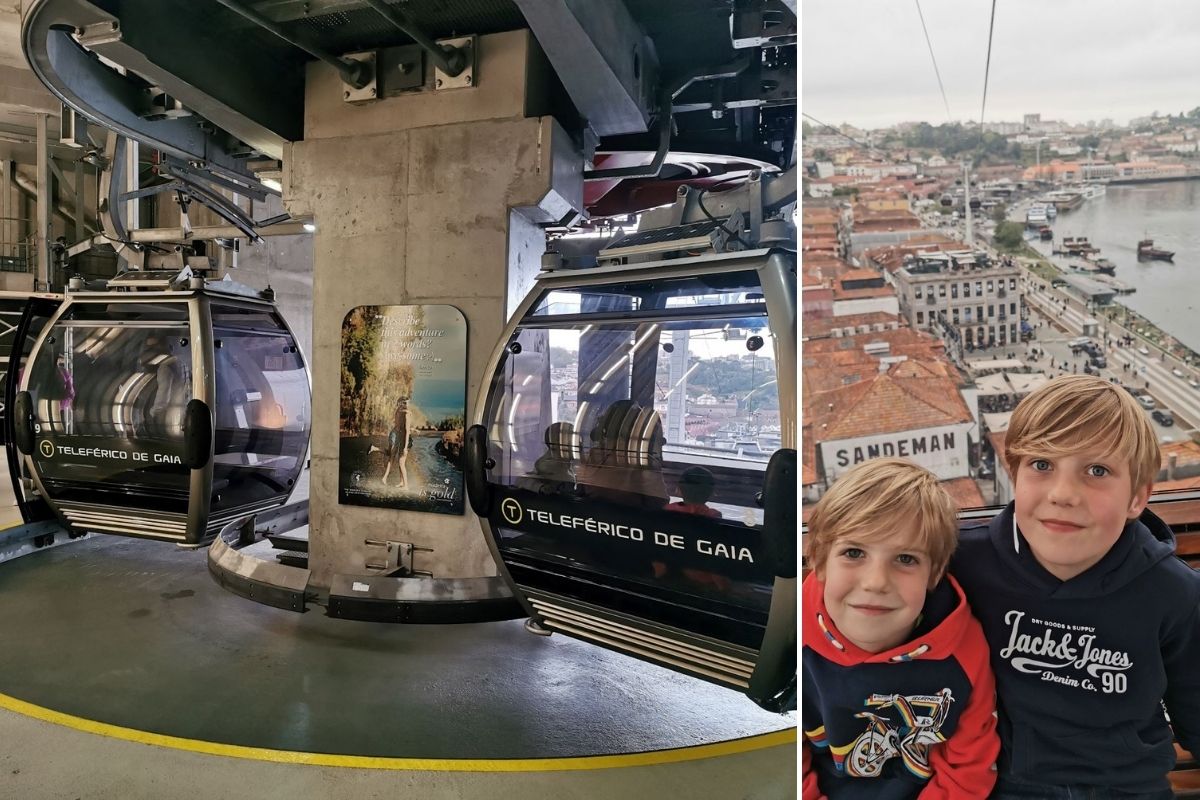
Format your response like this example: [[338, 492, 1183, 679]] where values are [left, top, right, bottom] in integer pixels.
[[22, 0, 300, 193]]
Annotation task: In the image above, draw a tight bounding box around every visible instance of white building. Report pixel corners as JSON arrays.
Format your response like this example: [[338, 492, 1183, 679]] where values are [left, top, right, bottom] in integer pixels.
[[892, 250, 1026, 353]]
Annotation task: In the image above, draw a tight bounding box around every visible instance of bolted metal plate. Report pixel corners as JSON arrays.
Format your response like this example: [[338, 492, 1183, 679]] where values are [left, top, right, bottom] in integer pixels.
[[342, 51, 379, 103], [379, 44, 425, 95], [434, 36, 477, 90]]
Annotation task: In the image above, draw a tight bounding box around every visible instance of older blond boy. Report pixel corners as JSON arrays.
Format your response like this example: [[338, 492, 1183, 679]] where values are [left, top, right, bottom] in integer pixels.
[[803, 458, 999, 800], [952, 375, 1200, 798]]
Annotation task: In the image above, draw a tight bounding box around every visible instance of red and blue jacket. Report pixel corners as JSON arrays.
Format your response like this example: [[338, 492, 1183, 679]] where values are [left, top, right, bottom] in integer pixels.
[[802, 572, 999, 799]]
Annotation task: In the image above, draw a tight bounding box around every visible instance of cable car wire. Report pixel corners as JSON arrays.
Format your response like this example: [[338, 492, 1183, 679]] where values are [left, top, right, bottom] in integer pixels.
[[979, 0, 998, 125], [800, 112, 874, 151], [914, 0, 953, 123]]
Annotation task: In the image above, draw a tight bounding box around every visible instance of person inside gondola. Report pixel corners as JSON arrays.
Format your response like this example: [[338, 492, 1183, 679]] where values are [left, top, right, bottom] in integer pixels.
[[664, 466, 722, 519], [656, 466, 730, 591], [516, 421, 577, 496]]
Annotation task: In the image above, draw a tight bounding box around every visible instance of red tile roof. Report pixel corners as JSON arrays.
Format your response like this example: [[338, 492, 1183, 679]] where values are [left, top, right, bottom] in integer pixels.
[[942, 477, 987, 510], [802, 207, 841, 223], [861, 236, 961, 272], [832, 285, 896, 301], [852, 216, 923, 233], [803, 255, 855, 281], [803, 327, 945, 359], [806, 372, 972, 442], [839, 268, 884, 283], [802, 311, 903, 338], [801, 423, 818, 486]]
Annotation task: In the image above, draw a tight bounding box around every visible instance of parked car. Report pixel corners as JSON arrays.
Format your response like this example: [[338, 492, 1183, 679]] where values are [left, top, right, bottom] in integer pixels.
[[1153, 409, 1175, 427], [1138, 395, 1156, 410]]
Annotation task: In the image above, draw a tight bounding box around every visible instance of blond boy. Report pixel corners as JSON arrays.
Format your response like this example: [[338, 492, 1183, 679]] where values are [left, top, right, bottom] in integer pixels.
[[952, 375, 1200, 798], [803, 458, 999, 799]]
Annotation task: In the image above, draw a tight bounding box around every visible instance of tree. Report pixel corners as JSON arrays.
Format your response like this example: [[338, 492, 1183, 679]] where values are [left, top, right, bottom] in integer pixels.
[[993, 221, 1025, 251], [991, 205, 1008, 224]]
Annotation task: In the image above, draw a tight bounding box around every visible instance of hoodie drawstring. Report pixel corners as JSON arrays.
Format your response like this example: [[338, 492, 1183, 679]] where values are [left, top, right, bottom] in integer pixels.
[[815, 612, 846, 651]]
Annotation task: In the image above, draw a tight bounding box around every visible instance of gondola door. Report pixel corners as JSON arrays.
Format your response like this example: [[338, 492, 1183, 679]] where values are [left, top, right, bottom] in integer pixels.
[[15, 297, 210, 544], [468, 250, 796, 711], [3, 293, 64, 524]]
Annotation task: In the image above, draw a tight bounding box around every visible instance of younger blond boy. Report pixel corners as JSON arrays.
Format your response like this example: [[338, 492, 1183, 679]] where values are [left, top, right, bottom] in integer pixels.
[[952, 375, 1200, 798], [802, 458, 999, 800]]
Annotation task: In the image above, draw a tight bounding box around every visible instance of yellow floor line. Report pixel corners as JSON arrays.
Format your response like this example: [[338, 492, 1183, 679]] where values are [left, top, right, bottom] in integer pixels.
[[0, 691, 796, 771], [0, 518, 29, 534]]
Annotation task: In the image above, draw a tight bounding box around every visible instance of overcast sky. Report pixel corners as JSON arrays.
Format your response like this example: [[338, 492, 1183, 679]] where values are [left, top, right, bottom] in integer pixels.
[[803, 1, 1200, 130]]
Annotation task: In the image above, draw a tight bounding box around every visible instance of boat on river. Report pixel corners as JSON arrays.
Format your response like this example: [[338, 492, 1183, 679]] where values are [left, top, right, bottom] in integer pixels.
[[1137, 239, 1174, 261], [1055, 236, 1099, 256], [1082, 252, 1117, 275]]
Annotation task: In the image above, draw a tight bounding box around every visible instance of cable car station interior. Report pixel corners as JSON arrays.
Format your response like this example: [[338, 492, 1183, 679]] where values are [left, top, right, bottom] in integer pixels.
[[0, 1, 796, 797]]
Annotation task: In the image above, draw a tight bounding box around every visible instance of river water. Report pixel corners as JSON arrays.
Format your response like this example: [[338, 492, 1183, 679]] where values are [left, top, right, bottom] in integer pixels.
[[1031, 180, 1200, 351]]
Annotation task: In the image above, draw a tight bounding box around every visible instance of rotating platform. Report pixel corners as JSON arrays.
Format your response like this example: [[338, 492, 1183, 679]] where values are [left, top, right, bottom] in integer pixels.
[[0, 534, 794, 775]]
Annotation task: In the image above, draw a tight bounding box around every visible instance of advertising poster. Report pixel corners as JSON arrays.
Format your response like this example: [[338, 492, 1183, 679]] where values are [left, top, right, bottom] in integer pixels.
[[338, 304, 467, 514]]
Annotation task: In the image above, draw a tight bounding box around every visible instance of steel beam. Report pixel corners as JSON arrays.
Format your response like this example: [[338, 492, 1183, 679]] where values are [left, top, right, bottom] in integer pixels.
[[0, 161, 9, 257], [513, 0, 658, 137], [12, 166, 99, 234], [129, 221, 312, 242], [73, 160, 83, 241], [362, 0, 467, 77]]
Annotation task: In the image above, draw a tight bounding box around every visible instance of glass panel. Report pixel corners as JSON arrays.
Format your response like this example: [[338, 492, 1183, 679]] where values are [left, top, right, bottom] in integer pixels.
[[26, 304, 192, 501], [0, 297, 34, 442], [211, 304, 309, 513], [527, 272, 766, 318], [483, 293, 780, 614]]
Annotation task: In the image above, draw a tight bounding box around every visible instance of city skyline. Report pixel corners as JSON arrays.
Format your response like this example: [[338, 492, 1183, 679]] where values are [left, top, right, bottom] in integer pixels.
[[803, 1, 1200, 130]]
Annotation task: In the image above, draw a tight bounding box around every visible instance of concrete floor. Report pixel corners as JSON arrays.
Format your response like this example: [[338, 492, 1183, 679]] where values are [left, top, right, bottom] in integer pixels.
[[0, 709, 796, 800], [0, 533, 796, 798]]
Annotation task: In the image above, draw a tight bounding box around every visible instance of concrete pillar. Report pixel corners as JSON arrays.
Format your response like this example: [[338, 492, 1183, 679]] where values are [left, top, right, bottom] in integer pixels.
[[285, 29, 580, 587]]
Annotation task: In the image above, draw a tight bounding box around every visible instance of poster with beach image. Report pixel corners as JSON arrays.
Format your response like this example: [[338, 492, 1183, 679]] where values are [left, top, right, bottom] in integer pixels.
[[338, 304, 467, 514]]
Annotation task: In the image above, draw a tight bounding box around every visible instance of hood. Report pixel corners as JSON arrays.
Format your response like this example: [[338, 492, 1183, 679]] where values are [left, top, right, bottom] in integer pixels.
[[801, 571, 971, 666], [986, 502, 1176, 599]]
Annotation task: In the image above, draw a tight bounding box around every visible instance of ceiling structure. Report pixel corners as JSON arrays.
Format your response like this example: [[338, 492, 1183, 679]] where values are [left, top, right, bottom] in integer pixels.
[[19, 0, 795, 217]]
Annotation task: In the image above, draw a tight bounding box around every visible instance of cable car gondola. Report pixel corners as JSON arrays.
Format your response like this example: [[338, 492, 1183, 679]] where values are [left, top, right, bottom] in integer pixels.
[[465, 247, 796, 711], [11, 270, 311, 547]]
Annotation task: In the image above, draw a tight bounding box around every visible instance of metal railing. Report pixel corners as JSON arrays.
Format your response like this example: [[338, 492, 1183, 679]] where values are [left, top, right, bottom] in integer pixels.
[[0, 218, 34, 273], [0, 240, 33, 273]]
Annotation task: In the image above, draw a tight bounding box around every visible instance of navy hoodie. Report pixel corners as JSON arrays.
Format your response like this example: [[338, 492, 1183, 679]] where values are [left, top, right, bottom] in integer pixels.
[[953, 503, 1200, 793]]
